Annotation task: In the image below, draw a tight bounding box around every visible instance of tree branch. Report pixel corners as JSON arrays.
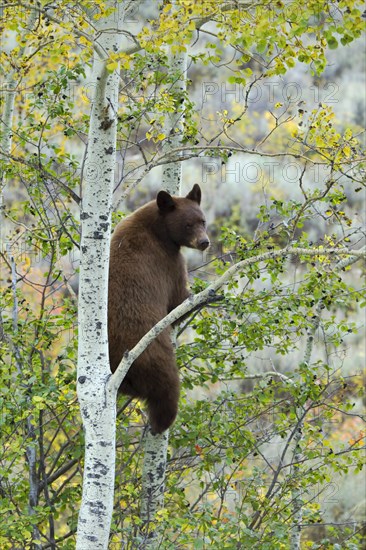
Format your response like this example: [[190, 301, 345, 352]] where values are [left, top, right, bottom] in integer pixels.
[[110, 246, 365, 391]]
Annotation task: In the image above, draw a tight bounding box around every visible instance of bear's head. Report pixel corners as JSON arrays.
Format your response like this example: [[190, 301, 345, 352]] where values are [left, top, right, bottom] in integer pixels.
[[157, 184, 210, 251]]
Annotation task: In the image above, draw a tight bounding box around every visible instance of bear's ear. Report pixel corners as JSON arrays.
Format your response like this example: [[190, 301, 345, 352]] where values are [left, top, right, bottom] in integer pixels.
[[157, 190, 175, 212], [186, 183, 201, 205]]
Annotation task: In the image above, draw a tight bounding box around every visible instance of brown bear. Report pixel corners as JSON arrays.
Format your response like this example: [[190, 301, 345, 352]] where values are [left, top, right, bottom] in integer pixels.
[[108, 184, 209, 434]]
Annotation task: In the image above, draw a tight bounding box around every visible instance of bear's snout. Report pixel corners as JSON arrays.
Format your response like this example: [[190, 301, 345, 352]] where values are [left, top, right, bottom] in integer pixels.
[[197, 237, 210, 251]]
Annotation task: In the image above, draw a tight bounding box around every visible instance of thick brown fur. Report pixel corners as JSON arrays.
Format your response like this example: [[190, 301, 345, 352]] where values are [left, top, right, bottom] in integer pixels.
[[108, 184, 209, 434]]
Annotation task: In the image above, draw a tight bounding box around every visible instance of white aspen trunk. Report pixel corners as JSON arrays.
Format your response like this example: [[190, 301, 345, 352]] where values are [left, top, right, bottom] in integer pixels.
[[139, 28, 188, 540], [140, 431, 169, 522], [161, 44, 188, 195], [76, 3, 125, 548]]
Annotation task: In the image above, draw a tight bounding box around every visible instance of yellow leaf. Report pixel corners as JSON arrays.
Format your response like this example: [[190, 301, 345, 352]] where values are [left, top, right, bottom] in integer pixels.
[[106, 61, 119, 72]]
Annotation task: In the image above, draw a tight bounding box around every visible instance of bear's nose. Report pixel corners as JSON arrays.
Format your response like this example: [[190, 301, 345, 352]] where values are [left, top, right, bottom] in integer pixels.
[[198, 238, 210, 251]]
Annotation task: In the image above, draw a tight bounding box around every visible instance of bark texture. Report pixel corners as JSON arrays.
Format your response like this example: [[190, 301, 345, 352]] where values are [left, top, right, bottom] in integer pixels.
[[76, 3, 125, 548]]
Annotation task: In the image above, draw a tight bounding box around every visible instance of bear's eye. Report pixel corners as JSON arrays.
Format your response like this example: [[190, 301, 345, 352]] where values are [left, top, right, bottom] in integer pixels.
[[201, 220, 206, 227]]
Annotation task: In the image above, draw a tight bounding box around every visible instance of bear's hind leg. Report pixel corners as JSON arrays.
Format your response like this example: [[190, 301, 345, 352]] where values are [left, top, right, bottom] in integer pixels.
[[147, 391, 179, 434], [146, 364, 180, 435]]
